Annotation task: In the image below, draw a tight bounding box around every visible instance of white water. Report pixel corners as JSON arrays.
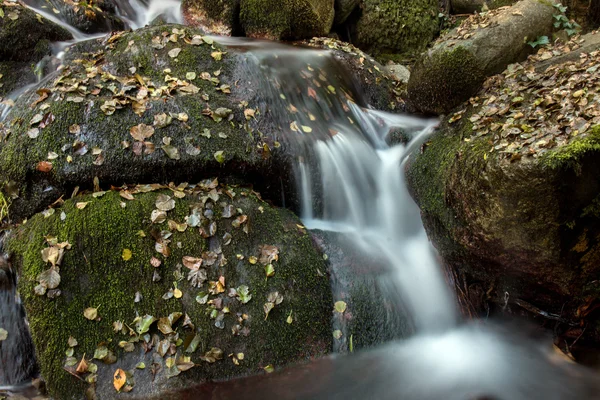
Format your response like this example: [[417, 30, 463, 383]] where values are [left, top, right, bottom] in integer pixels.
[[300, 115, 457, 331]]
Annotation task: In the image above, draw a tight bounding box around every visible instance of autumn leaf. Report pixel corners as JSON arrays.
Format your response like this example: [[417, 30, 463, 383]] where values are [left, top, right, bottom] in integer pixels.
[[335, 301, 347, 313], [113, 368, 126, 391], [84, 307, 98, 320], [0, 328, 7, 341], [122, 249, 132, 261], [130, 124, 154, 142], [37, 161, 53, 173], [156, 194, 176, 211]]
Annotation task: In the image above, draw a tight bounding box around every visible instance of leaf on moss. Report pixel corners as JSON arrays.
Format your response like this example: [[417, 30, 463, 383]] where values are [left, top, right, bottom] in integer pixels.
[[200, 347, 223, 363], [84, 307, 98, 320], [130, 124, 154, 142], [122, 248, 132, 261], [334, 301, 347, 313]]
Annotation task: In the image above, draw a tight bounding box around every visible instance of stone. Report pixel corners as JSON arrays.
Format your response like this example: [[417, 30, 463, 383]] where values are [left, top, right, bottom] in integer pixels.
[[406, 32, 600, 344], [407, 0, 555, 115], [8, 186, 332, 399], [333, 0, 360, 25], [385, 64, 411, 84]]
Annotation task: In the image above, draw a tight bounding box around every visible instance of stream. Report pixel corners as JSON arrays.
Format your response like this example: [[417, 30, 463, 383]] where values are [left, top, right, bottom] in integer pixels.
[[0, 1, 599, 399]]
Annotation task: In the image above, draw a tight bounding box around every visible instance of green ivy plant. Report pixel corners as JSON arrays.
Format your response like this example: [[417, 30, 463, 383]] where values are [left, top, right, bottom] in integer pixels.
[[553, 3, 581, 37]]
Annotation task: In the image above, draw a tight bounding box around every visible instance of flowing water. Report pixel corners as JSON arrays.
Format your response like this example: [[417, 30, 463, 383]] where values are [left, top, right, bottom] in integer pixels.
[[0, 1, 598, 398]]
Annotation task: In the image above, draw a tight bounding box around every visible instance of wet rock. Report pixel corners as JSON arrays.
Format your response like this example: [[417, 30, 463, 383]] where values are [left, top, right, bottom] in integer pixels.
[[0, 24, 288, 221], [352, 0, 439, 57], [22, 0, 126, 33], [240, 0, 335, 40], [311, 230, 411, 352], [385, 64, 410, 84], [307, 37, 406, 112], [182, 0, 241, 36], [407, 0, 555, 115], [450, 0, 516, 14], [8, 186, 332, 399], [406, 32, 600, 344], [333, 0, 359, 25], [0, 2, 71, 63]]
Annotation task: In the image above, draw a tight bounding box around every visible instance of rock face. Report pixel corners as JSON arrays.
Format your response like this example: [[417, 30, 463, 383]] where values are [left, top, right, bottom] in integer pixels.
[[407, 0, 555, 115], [333, 0, 359, 25], [8, 185, 332, 399], [407, 33, 600, 343], [0, 2, 71, 97], [240, 0, 335, 40], [183, 0, 335, 39], [0, 24, 286, 221], [450, 0, 516, 14], [182, 0, 241, 36], [352, 0, 439, 57], [22, 0, 125, 33]]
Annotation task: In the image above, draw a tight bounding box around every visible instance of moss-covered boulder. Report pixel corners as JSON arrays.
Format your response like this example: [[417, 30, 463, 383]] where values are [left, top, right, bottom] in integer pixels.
[[7, 183, 332, 399], [0, 24, 289, 221], [406, 34, 600, 345], [182, 0, 241, 35], [352, 0, 439, 57], [407, 0, 555, 115], [0, 2, 71, 98], [23, 0, 125, 33], [240, 0, 335, 40], [0, 2, 72, 62]]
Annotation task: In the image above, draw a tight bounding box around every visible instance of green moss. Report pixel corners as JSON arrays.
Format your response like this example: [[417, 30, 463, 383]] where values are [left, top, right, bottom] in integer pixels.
[[240, 0, 334, 39], [354, 0, 439, 56], [9, 188, 332, 399], [541, 125, 600, 171], [408, 45, 485, 115]]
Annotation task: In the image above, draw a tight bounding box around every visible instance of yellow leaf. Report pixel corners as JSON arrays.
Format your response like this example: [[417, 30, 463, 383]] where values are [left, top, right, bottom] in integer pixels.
[[76, 202, 90, 210], [84, 307, 98, 320], [334, 301, 347, 313], [113, 368, 126, 391], [174, 288, 183, 298], [122, 249, 132, 261]]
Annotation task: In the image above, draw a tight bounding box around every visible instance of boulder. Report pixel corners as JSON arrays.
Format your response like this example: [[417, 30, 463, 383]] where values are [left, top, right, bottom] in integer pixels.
[[333, 0, 359, 25], [451, 0, 517, 14], [22, 0, 125, 33], [406, 32, 600, 344], [7, 185, 332, 399], [407, 0, 555, 115], [0, 2, 71, 63], [352, 0, 439, 57], [182, 0, 241, 36], [240, 0, 335, 40], [307, 37, 407, 112], [385, 64, 411, 84], [0, 24, 288, 222]]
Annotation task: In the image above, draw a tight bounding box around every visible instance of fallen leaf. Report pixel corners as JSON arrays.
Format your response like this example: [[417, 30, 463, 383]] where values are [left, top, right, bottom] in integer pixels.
[[113, 368, 126, 391], [84, 307, 98, 320]]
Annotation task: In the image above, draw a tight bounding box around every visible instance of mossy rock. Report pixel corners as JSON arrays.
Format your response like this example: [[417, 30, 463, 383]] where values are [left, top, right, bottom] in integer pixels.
[[352, 0, 439, 57], [0, 3, 72, 63], [406, 41, 600, 342], [333, 0, 360, 25], [240, 0, 335, 40], [7, 185, 332, 399], [24, 0, 125, 33], [407, 0, 554, 115], [0, 61, 37, 98], [0, 24, 289, 221], [311, 230, 411, 352], [182, 0, 242, 35], [451, 0, 517, 14]]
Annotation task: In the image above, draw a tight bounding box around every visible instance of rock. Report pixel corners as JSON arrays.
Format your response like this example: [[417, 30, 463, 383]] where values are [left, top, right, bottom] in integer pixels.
[[22, 0, 126, 33], [407, 0, 555, 115], [0, 2, 72, 63], [240, 0, 335, 40], [333, 0, 359, 25], [307, 37, 407, 112], [352, 0, 439, 56], [385, 64, 411, 84], [311, 230, 410, 352], [7, 185, 332, 399], [451, 0, 517, 14], [0, 24, 287, 221], [406, 33, 600, 344], [182, 0, 242, 36]]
